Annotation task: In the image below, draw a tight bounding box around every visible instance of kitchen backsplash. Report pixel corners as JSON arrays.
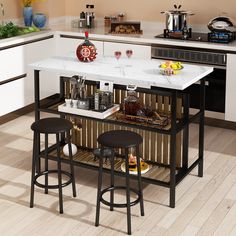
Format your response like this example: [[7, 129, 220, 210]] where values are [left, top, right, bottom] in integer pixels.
[[2, 0, 236, 25]]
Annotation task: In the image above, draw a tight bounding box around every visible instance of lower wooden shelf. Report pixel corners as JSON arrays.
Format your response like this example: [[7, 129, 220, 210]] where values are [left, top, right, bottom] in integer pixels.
[[48, 147, 173, 184]]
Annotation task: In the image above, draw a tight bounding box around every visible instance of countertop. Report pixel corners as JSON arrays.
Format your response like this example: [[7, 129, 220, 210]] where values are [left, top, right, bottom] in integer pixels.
[[1, 21, 236, 53], [0, 30, 54, 49], [29, 54, 213, 90], [51, 22, 236, 52]]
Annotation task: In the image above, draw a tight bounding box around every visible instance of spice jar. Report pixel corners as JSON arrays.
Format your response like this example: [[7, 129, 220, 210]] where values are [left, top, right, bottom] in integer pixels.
[[104, 16, 111, 27], [118, 12, 125, 22], [124, 85, 141, 116]]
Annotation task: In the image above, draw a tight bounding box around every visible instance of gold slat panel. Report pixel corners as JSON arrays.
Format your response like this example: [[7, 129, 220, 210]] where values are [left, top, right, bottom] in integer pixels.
[[163, 96, 170, 165], [176, 98, 183, 168], [63, 83, 183, 168]]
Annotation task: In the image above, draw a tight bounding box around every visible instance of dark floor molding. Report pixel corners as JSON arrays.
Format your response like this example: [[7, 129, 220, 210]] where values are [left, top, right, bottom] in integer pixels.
[[0, 104, 34, 125]]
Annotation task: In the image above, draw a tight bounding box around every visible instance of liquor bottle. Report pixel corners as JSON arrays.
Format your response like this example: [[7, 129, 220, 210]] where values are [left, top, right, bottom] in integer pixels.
[[76, 31, 97, 62]]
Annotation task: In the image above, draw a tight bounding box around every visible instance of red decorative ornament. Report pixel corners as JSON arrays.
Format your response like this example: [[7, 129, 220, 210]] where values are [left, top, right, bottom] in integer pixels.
[[76, 31, 97, 62]]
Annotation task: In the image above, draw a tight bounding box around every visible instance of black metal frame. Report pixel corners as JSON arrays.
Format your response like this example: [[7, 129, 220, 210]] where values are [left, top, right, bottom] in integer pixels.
[[95, 143, 144, 235], [33, 70, 205, 208]]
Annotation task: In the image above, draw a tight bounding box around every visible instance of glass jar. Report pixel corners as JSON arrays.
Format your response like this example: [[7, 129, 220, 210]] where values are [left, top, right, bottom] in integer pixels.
[[124, 85, 140, 116]]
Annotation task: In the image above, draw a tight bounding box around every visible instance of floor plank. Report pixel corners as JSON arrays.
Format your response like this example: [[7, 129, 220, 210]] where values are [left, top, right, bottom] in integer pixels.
[[0, 112, 236, 235]]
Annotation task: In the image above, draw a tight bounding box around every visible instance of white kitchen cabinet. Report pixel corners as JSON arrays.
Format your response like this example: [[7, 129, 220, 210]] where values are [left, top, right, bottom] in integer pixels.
[[0, 36, 56, 116], [225, 53, 236, 122], [56, 36, 104, 58], [25, 37, 57, 101], [0, 46, 25, 82], [0, 79, 27, 116], [103, 42, 151, 59]]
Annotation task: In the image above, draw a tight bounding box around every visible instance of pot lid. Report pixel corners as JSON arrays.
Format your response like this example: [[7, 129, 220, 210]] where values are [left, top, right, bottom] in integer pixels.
[[208, 16, 235, 32], [161, 5, 193, 15]]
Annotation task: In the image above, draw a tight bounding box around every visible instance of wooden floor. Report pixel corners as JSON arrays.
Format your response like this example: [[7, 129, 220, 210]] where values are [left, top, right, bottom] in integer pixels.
[[1, 112, 236, 236]]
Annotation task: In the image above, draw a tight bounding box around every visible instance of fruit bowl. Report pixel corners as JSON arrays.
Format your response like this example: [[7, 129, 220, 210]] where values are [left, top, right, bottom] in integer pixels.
[[159, 61, 183, 76], [160, 61, 183, 70]]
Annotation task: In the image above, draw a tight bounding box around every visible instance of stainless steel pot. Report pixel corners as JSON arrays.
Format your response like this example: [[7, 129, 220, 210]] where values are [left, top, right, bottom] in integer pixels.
[[161, 5, 194, 32]]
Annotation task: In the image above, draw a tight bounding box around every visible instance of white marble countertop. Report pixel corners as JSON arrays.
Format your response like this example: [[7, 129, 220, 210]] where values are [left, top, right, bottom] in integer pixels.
[[29, 54, 213, 90]]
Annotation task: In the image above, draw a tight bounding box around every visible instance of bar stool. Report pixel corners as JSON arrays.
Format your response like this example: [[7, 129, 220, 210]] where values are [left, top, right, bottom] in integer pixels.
[[95, 130, 145, 235], [30, 117, 77, 214]]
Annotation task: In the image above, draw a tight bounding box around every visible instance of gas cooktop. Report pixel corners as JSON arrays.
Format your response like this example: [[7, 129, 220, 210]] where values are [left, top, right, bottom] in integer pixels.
[[155, 31, 236, 43]]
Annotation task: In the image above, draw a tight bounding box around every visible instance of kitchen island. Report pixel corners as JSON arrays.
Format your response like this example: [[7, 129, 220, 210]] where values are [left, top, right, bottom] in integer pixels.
[[30, 55, 213, 208]]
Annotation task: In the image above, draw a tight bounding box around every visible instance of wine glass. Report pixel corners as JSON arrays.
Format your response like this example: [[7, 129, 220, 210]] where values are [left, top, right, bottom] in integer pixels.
[[126, 49, 133, 58], [126, 49, 133, 66], [114, 51, 122, 68], [114, 51, 121, 60]]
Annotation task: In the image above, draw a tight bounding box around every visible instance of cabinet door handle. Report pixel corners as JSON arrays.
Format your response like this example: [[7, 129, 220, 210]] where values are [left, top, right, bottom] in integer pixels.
[[195, 81, 209, 86]]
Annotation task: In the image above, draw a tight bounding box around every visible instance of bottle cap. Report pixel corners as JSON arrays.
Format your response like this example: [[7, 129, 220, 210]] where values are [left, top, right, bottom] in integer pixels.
[[85, 31, 89, 38]]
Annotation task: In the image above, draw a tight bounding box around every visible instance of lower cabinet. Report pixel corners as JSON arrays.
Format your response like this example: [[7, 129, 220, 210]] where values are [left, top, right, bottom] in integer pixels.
[[103, 41, 151, 59], [56, 36, 104, 58], [25, 37, 57, 100], [0, 79, 27, 116], [0, 35, 56, 117], [225, 53, 236, 122]]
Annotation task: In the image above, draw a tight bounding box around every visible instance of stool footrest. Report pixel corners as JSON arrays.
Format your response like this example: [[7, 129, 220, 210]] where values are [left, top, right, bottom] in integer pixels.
[[34, 170, 73, 189], [100, 186, 141, 208]]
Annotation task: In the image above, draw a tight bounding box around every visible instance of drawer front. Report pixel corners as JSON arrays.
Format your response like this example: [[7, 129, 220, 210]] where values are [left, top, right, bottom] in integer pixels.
[[104, 42, 151, 59], [0, 78, 26, 116], [0, 46, 25, 82], [57, 37, 104, 58]]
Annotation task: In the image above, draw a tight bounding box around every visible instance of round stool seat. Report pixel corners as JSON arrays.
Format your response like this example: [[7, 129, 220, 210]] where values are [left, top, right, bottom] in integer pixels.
[[97, 130, 143, 148], [31, 117, 73, 134]]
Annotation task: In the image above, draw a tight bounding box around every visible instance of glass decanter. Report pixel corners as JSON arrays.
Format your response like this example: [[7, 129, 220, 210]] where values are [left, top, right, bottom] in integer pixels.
[[124, 85, 141, 116], [76, 31, 97, 62]]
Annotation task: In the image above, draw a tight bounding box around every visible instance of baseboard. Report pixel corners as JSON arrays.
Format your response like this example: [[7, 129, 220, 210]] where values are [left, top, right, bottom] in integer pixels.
[[204, 117, 236, 130]]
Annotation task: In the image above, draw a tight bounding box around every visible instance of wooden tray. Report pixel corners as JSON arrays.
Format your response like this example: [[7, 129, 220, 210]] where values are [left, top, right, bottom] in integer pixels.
[[58, 103, 120, 119], [115, 111, 170, 128]]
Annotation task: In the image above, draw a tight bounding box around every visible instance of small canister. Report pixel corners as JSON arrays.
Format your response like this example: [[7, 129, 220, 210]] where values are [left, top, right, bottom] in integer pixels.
[[77, 99, 90, 110], [104, 16, 111, 27], [79, 11, 86, 28], [118, 13, 125, 22]]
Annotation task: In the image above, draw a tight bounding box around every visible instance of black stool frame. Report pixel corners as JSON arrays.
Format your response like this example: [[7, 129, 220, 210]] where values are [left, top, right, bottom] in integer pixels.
[[30, 127, 76, 214], [95, 136, 144, 235]]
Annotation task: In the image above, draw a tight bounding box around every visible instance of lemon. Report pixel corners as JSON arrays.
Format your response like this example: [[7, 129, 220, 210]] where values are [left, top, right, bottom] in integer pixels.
[[161, 64, 167, 68]]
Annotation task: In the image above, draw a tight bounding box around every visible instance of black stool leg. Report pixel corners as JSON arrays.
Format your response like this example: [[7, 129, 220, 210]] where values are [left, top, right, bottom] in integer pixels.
[[30, 132, 37, 208], [125, 148, 132, 235], [67, 131, 77, 198], [110, 150, 115, 211], [136, 146, 144, 216], [45, 133, 49, 194], [95, 155, 103, 227], [36, 133, 41, 174], [56, 133, 63, 214]]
